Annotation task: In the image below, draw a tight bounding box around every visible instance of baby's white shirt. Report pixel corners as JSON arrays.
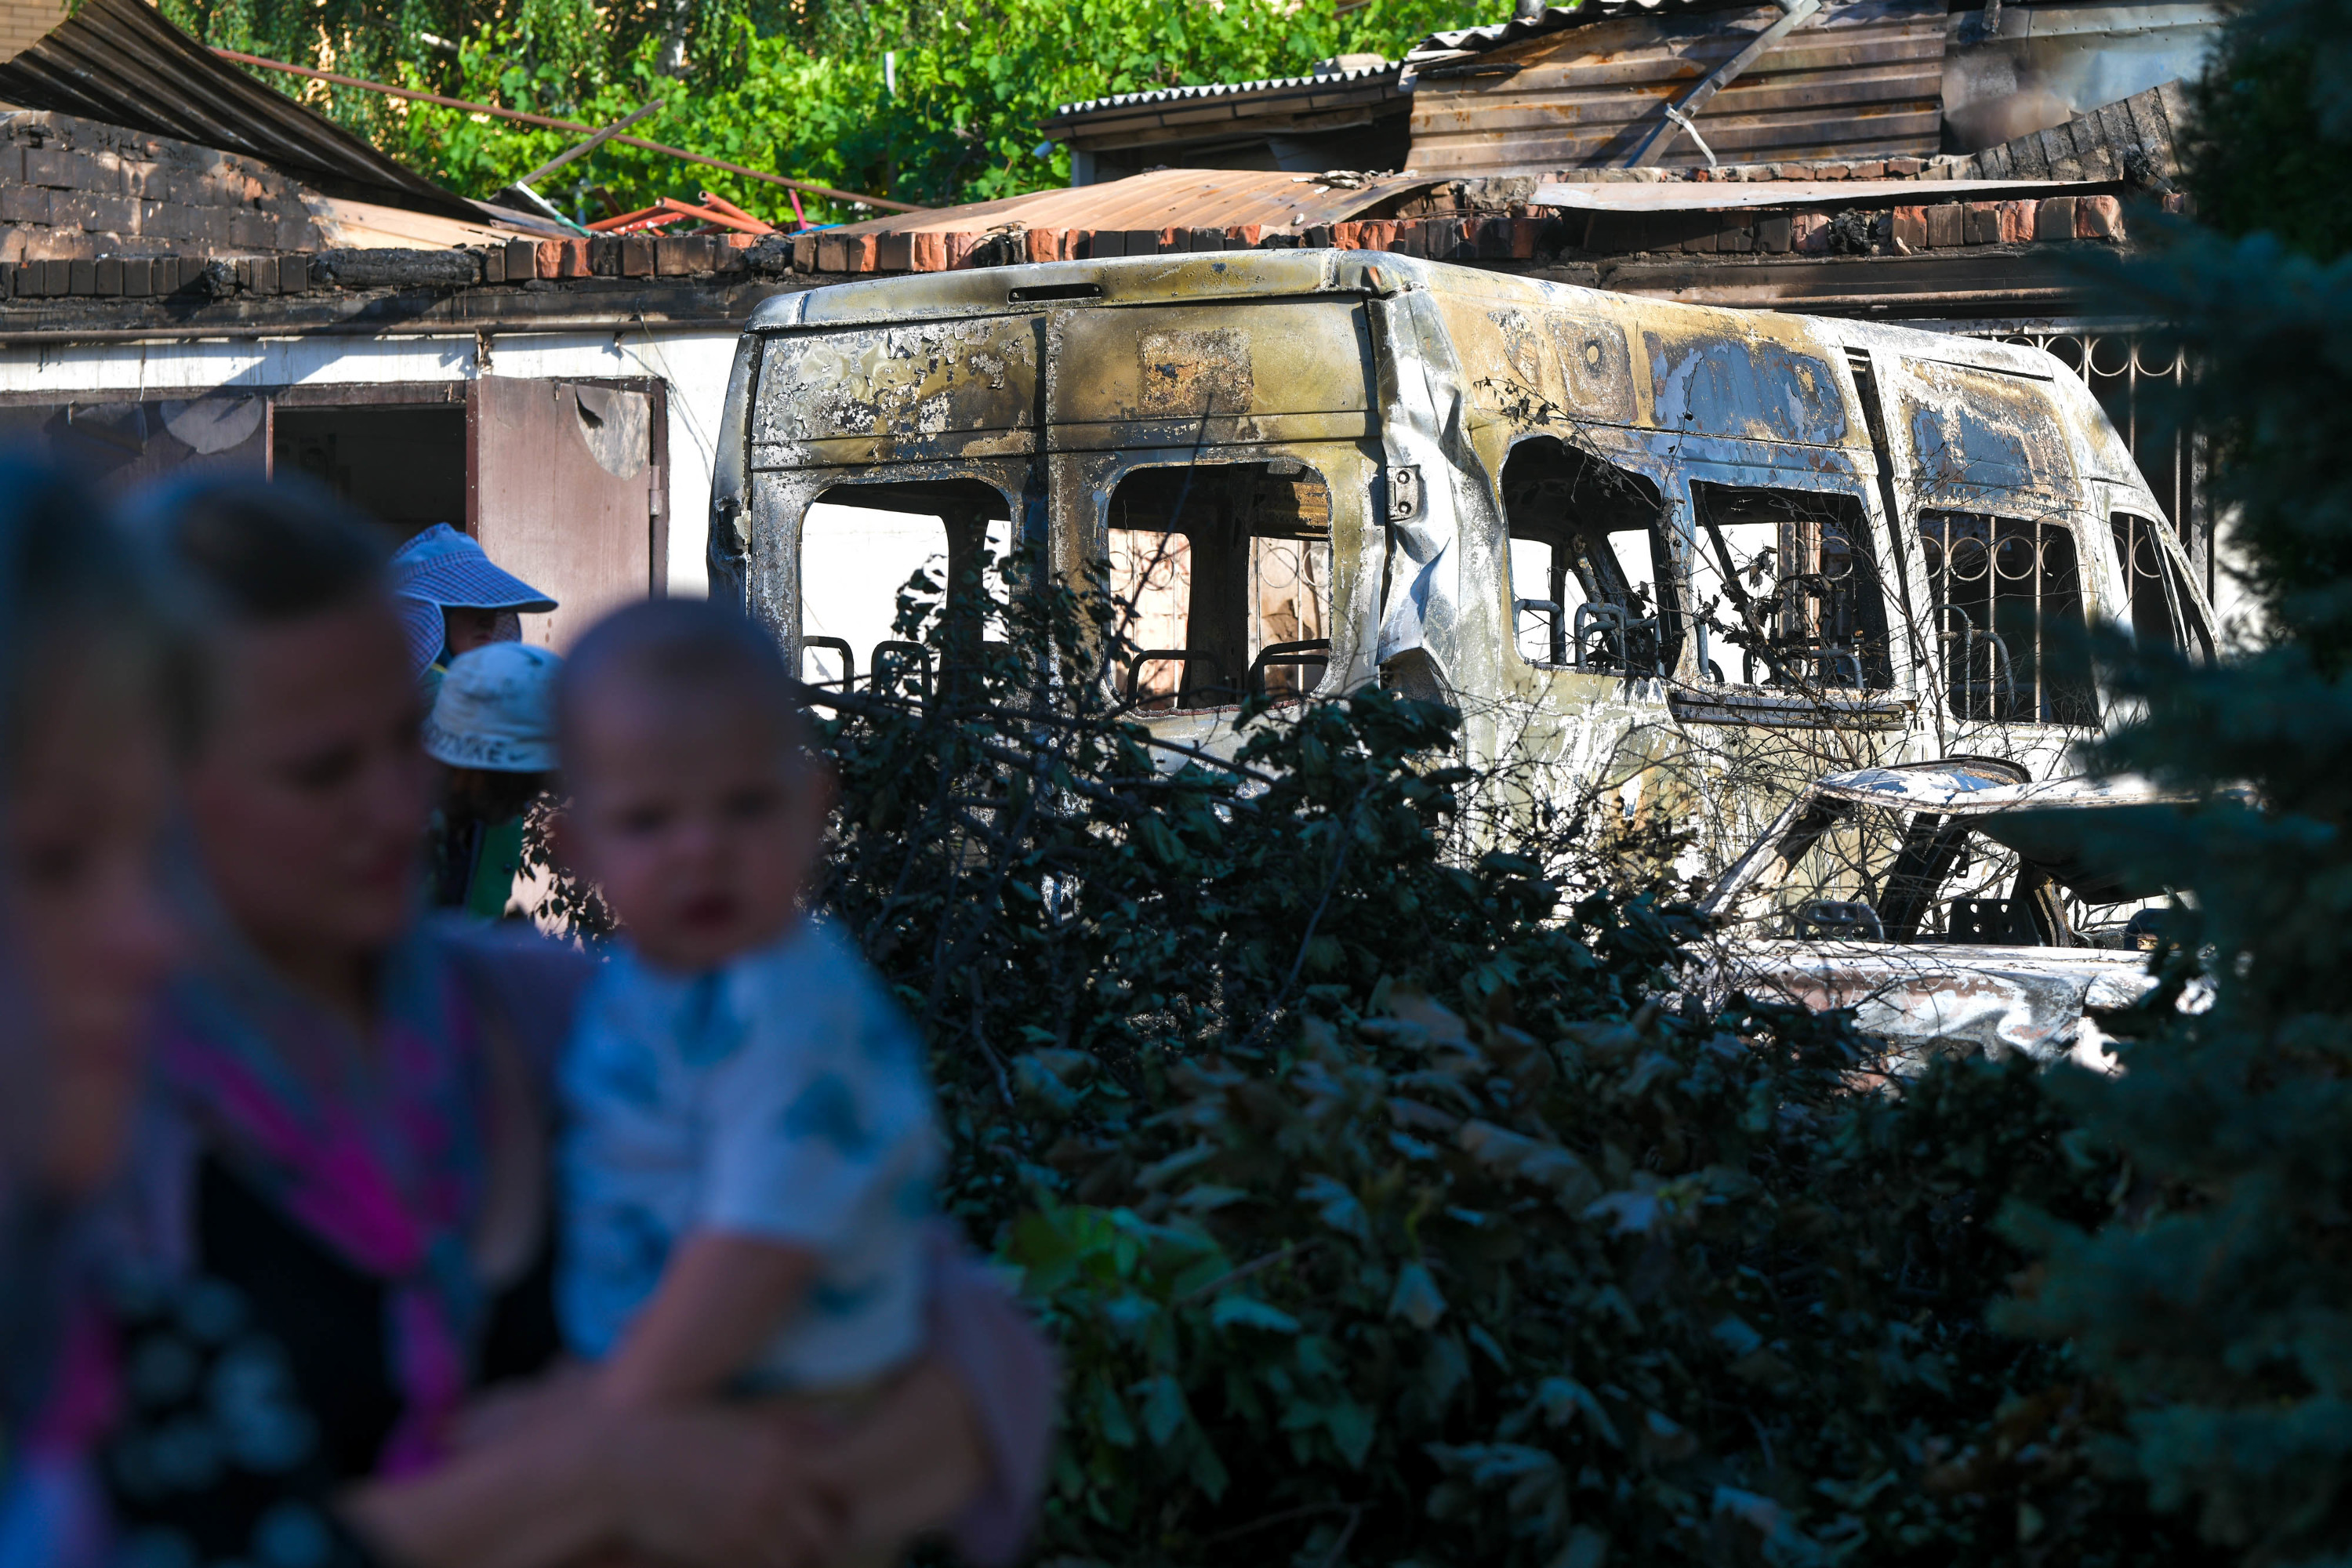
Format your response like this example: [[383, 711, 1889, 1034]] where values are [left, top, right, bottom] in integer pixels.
[[557, 918, 940, 1389]]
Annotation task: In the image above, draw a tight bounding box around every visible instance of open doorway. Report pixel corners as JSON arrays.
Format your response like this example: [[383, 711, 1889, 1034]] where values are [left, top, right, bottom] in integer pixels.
[[273, 379, 664, 651], [274, 403, 467, 551]]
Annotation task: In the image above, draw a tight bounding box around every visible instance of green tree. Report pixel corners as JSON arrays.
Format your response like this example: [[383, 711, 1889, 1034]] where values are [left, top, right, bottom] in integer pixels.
[[173, 0, 1486, 219], [1966, 0, 2352, 1554], [1981, 234, 2352, 1563], [2180, 0, 2352, 260]]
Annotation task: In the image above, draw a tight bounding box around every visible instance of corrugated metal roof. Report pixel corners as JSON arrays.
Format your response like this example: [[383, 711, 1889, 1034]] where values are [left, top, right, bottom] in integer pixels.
[[0, 0, 471, 214], [1051, 60, 1401, 122], [1408, 0, 1750, 62], [831, 165, 1438, 237]]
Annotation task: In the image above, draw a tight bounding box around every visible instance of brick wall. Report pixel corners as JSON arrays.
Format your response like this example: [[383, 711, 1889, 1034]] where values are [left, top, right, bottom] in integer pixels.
[[0, 110, 331, 263], [0, 0, 64, 64]]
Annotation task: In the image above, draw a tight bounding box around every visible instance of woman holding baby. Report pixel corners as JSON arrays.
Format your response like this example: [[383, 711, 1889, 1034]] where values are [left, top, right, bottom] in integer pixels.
[[0, 474, 1049, 1568]]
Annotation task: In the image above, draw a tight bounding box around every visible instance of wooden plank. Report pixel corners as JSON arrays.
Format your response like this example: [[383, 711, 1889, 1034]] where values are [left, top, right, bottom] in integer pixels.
[[1403, 0, 1945, 173], [1409, 67, 1942, 137], [1411, 45, 1943, 110], [2118, 89, 2164, 163], [1406, 112, 1940, 171], [2154, 78, 2190, 143], [1440, 25, 1940, 97]]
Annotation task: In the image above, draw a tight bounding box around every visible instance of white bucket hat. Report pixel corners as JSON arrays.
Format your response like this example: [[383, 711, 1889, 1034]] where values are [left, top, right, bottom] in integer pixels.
[[423, 641, 564, 772]]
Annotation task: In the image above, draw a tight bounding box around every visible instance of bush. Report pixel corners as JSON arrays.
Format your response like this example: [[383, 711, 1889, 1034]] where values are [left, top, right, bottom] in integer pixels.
[[776, 548, 2205, 1566]]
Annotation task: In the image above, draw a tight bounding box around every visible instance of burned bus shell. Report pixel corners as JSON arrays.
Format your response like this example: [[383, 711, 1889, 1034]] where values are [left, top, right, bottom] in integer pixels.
[[710, 249, 2212, 878]]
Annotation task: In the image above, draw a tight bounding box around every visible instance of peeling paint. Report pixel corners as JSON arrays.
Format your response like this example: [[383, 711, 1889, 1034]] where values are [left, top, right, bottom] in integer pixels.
[[712, 252, 2220, 895], [1646, 328, 1848, 446], [1136, 328, 1254, 419], [753, 315, 1040, 448]]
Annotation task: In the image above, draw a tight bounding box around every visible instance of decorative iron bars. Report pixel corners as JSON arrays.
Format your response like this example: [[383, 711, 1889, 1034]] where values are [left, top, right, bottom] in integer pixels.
[[1972, 329, 2212, 602], [1918, 510, 2098, 725]]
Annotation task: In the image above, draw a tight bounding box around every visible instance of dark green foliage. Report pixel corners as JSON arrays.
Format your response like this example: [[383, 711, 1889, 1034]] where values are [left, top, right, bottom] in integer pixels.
[[2181, 0, 2352, 260], [797, 548, 2198, 1566], [164, 0, 1482, 219], [2061, 234, 2352, 665], [1976, 222, 2352, 1562]]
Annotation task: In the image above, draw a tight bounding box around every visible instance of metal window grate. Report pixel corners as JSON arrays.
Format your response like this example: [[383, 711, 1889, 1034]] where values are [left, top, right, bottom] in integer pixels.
[[1973, 329, 2210, 604], [1918, 511, 2096, 724]]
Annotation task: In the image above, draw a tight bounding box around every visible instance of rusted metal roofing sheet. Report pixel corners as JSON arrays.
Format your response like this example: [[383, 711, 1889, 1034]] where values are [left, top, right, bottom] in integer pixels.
[[0, 0, 469, 212], [1407, 0, 1947, 173], [1531, 176, 2100, 208], [830, 166, 1438, 238], [1043, 64, 1406, 151]]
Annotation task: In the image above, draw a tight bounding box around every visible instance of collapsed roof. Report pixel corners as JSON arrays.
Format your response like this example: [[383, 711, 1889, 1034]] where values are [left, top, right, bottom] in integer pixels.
[[1043, 0, 2218, 180], [0, 0, 553, 260]]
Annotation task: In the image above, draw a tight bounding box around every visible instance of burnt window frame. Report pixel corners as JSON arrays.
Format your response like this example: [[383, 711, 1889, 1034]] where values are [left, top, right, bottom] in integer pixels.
[[794, 474, 1021, 699], [2110, 508, 2216, 662], [1097, 455, 1338, 713], [1497, 435, 1679, 681], [1685, 479, 1897, 693], [1916, 509, 2099, 727]]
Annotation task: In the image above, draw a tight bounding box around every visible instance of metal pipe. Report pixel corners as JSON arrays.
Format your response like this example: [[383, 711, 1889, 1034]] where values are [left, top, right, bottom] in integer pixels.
[[514, 99, 665, 187], [1624, 0, 1824, 169], [209, 48, 929, 212]]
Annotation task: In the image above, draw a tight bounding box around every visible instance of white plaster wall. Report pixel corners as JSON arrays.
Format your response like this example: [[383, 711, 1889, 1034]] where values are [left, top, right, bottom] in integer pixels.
[[0, 325, 743, 596]]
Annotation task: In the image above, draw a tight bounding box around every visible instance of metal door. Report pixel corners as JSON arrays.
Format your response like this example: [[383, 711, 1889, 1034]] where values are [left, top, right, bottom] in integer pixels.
[[467, 376, 666, 650]]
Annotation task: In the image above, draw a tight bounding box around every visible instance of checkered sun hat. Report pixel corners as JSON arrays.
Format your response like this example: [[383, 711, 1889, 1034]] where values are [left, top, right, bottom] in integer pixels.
[[423, 641, 564, 773], [391, 524, 559, 674]]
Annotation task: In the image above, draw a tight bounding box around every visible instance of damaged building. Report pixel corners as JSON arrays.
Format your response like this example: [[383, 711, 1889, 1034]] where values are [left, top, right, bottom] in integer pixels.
[[0, 0, 2233, 641], [0, 0, 743, 639], [1009, 0, 2228, 616]]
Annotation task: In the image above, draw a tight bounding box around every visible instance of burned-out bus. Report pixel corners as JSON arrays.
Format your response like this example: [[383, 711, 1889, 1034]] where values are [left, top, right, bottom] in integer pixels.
[[708, 249, 2212, 880]]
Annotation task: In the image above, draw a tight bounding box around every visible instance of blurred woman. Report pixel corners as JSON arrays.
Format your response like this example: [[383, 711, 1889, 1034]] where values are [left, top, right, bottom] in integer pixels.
[[2, 474, 1049, 1568], [0, 462, 186, 1563]]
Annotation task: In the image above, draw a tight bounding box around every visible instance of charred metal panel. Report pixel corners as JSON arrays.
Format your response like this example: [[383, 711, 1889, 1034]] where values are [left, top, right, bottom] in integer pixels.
[[1468, 304, 1640, 430], [706, 333, 760, 611], [1552, 314, 1637, 426], [1897, 358, 2074, 508], [1718, 940, 2158, 1061], [1047, 300, 1375, 452], [1137, 328, 1254, 419], [1646, 328, 1849, 446], [768, 251, 1357, 332], [752, 315, 1041, 468], [1370, 283, 1497, 679]]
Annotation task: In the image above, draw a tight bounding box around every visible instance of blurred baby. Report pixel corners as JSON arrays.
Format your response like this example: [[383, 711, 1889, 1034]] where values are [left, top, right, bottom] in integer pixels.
[[550, 600, 941, 1427]]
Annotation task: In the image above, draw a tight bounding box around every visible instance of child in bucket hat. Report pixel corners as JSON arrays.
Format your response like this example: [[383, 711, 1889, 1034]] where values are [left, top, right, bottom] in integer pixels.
[[423, 641, 562, 918], [392, 523, 559, 697]]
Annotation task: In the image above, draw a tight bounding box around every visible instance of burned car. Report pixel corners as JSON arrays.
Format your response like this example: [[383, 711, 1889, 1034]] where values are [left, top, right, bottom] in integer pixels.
[[1695, 757, 2201, 1065], [710, 250, 2216, 878]]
